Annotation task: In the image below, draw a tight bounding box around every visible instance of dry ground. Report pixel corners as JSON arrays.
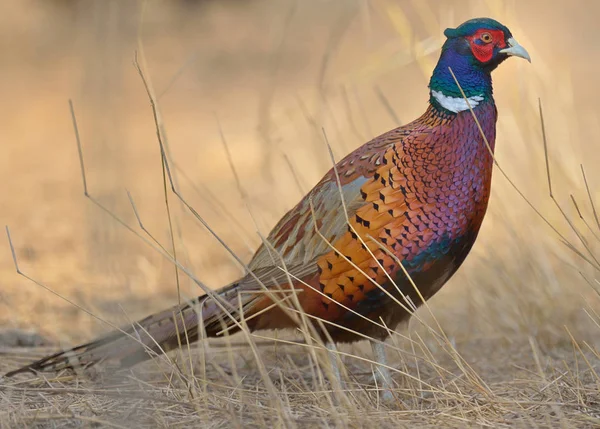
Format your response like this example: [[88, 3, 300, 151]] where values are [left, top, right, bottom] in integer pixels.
[[0, 0, 599, 427]]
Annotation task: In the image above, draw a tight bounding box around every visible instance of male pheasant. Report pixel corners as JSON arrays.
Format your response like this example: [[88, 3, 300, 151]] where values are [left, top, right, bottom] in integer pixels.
[[7, 18, 530, 395]]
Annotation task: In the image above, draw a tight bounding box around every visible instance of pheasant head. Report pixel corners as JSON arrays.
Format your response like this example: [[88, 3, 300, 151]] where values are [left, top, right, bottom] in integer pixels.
[[429, 17, 531, 113]]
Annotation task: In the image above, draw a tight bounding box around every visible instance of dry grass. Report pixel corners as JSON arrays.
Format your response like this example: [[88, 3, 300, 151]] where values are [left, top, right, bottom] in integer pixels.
[[1, 0, 599, 427]]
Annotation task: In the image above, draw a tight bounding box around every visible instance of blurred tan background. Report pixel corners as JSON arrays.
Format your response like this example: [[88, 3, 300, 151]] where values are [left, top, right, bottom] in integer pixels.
[[1, 0, 599, 348]]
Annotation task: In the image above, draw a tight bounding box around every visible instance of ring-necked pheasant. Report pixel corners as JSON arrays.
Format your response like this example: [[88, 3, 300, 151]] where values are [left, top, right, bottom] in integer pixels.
[[7, 18, 530, 397]]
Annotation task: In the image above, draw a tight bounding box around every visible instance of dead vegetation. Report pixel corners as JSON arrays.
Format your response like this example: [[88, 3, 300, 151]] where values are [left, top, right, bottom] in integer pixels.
[[0, 1, 599, 427]]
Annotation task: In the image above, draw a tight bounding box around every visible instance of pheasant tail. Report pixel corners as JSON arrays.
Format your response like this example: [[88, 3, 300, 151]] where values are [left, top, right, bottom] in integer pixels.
[[5, 282, 256, 376]]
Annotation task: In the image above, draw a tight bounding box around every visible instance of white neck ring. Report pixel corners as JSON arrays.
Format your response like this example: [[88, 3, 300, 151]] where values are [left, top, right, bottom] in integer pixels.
[[431, 90, 484, 113]]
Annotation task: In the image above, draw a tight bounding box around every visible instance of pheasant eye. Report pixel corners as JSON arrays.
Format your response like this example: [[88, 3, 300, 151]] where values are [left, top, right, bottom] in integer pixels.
[[480, 32, 493, 43]]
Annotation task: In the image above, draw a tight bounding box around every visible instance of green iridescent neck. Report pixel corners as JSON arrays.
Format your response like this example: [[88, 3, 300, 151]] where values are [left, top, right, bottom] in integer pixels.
[[429, 38, 494, 103]]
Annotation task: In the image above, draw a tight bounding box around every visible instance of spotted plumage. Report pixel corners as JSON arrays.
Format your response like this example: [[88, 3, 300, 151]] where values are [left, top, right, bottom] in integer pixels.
[[7, 18, 530, 384]]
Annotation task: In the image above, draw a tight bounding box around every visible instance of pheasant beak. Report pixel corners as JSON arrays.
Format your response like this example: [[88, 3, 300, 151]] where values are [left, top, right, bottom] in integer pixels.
[[500, 37, 531, 63]]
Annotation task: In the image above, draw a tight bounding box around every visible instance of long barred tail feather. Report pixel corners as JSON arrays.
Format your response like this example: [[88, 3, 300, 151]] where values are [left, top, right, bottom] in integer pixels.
[[5, 281, 252, 377]]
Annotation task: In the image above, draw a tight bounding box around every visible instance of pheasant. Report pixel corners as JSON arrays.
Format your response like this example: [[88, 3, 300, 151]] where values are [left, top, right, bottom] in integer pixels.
[[7, 18, 530, 397]]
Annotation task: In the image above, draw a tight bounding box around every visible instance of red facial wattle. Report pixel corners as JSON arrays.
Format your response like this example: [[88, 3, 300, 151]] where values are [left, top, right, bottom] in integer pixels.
[[466, 29, 507, 63]]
